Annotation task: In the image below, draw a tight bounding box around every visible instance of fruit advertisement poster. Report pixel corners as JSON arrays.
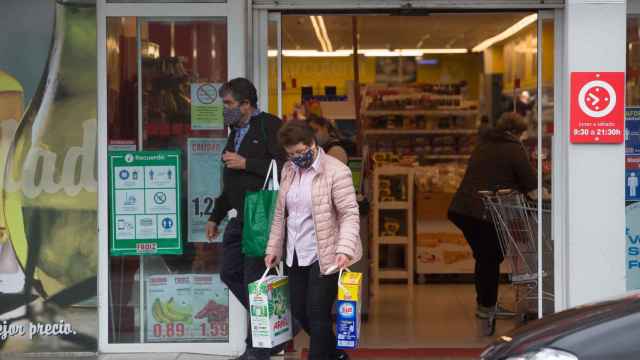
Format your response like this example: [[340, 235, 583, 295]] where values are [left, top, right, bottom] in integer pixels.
[[146, 274, 229, 342]]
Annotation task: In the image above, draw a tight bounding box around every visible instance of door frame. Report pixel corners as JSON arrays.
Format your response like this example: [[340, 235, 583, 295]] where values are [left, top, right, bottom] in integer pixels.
[[250, 5, 567, 315], [96, 0, 247, 354]]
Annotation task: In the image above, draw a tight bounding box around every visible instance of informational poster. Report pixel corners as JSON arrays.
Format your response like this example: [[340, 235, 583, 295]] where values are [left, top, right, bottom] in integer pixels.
[[108, 150, 182, 256], [146, 274, 229, 342], [626, 203, 640, 290], [626, 107, 640, 154], [570, 72, 624, 144], [626, 156, 640, 201], [191, 83, 223, 130], [188, 138, 227, 243]]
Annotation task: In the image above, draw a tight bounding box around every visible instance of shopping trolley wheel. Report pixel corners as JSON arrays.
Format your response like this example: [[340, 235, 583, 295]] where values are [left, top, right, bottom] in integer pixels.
[[521, 312, 538, 324], [481, 315, 496, 337]]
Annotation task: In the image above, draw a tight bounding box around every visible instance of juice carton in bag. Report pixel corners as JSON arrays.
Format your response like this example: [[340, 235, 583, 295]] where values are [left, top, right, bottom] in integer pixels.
[[336, 271, 363, 349], [248, 268, 293, 348]]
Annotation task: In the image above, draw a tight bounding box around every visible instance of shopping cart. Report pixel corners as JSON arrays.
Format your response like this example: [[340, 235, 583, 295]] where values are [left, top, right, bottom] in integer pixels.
[[479, 190, 554, 328]]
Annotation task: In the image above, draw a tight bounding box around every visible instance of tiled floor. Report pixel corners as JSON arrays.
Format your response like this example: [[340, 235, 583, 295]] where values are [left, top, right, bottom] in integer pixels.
[[359, 283, 518, 349]]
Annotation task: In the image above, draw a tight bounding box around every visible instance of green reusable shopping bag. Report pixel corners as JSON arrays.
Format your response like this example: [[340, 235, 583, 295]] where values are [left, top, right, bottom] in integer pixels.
[[242, 159, 279, 257]]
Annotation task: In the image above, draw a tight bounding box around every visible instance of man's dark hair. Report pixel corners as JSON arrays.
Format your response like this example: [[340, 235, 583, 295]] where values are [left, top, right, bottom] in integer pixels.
[[219, 78, 258, 107], [278, 120, 316, 147]]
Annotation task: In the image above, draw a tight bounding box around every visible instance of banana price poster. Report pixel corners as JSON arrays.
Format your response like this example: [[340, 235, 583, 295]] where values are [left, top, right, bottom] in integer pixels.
[[146, 274, 229, 342]]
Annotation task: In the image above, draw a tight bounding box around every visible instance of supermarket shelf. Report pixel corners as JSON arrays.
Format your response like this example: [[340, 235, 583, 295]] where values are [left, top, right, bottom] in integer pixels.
[[379, 269, 410, 280], [364, 129, 478, 136], [363, 109, 478, 117], [379, 236, 410, 245], [378, 201, 410, 209]]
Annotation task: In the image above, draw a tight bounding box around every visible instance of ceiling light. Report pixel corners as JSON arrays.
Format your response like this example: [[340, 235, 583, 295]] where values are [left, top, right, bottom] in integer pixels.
[[316, 16, 333, 52], [309, 16, 329, 52], [361, 48, 468, 57], [267, 48, 468, 58], [268, 50, 352, 57], [472, 13, 538, 52]]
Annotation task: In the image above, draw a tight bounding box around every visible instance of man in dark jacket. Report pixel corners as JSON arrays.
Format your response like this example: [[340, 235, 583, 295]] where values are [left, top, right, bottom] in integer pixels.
[[206, 78, 286, 360], [448, 112, 537, 331]]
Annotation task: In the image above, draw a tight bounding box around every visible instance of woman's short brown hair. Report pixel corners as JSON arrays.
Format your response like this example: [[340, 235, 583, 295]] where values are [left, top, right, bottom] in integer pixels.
[[496, 112, 528, 135], [278, 120, 316, 147]]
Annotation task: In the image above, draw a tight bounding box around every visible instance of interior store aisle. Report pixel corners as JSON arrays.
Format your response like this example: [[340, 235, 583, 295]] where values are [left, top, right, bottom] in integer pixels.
[[293, 283, 517, 358]]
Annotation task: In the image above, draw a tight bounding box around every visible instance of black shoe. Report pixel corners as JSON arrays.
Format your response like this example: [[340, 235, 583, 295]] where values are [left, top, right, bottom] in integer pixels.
[[336, 349, 350, 360], [247, 347, 271, 360]]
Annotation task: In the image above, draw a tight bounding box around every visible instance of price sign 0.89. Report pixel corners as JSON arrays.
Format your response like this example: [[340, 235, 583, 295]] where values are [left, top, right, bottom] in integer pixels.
[[570, 72, 625, 144]]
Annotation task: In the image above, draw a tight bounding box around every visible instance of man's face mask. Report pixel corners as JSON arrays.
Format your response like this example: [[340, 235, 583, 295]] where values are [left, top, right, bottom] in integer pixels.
[[223, 106, 244, 128]]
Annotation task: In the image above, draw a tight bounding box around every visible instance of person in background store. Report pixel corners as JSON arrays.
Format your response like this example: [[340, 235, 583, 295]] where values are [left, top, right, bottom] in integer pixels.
[[447, 112, 537, 325], [204, 78, 287, 360], [307, 115, 349, 165], [265, 120, 362, 360], [515, 90, 534, 117]]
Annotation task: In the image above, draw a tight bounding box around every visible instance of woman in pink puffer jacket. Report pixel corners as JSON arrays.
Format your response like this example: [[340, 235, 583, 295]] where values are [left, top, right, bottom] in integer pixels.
[[265, 120, 361, 360]]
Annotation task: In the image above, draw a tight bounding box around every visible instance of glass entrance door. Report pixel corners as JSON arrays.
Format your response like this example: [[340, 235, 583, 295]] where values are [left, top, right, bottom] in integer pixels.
[[255, 8, 558, 348], [98, 1, 246, 355]]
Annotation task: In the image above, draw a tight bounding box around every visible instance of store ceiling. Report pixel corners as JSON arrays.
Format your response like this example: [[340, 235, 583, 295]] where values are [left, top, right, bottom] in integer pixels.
[[278, 13, 532, 51]]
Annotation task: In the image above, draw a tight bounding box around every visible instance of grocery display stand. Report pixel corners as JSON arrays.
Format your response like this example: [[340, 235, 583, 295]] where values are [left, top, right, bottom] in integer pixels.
[[370, 165, 415, 296]]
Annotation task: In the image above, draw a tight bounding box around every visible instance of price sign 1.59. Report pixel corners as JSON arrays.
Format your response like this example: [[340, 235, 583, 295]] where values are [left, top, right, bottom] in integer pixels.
[[192, 196, 214, 217], [199, 321, 229, 339]]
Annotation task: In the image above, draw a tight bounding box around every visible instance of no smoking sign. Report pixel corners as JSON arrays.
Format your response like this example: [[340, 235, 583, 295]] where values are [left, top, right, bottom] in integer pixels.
[[570, 72, 624, 144]]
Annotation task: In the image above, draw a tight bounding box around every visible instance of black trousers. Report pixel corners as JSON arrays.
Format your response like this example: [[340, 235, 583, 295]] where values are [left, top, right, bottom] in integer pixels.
[[448, 211, 504, 308], [221, 218, 269, 354], [288, 255, 339, 360]]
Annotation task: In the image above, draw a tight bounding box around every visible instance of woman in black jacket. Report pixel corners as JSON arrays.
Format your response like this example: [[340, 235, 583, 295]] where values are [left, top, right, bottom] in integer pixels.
[[448, 112, 537, 324]]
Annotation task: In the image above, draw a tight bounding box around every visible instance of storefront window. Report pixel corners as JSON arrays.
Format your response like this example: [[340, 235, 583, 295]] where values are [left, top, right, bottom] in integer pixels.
[[106, 16, 229, 344]]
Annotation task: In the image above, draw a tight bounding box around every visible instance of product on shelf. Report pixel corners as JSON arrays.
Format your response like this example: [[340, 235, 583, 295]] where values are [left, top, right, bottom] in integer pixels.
[[414, 162, 467, 193], [381, 217, 402, 237]]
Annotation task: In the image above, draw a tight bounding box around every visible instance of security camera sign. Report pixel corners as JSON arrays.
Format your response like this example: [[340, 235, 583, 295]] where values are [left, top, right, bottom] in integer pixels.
[[570, 72, 624, 144]]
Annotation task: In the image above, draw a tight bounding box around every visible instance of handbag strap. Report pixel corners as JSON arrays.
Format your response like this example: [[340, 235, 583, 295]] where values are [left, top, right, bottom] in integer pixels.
[[262, 159, 280, 190]]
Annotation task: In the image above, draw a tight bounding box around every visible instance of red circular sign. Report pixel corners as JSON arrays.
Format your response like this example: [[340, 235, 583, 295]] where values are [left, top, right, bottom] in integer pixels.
[[584, 86, 612, 113]]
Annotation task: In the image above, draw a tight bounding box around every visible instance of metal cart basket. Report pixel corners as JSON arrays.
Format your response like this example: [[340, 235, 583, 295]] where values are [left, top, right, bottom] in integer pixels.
[[479, 190, 554, 321]]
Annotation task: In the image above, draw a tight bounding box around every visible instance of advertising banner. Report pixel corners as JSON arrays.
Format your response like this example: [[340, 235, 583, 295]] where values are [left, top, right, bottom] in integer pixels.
[[187, 138, 227, 243], [626, 203, 640, 290], [0, 0, 98, 353], [108, 151, 183, 256], [146, 274, 229, 342]]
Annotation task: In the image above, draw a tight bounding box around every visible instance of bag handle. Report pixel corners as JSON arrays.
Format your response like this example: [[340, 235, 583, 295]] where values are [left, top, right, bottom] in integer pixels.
[[256, 264, 283, 288], [338, 267, 352, 299], [326, 265, 352, 298], [262, 159, 279, 191]]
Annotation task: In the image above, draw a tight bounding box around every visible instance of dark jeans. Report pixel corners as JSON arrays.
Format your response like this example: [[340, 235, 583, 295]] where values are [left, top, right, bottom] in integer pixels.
[[221, 218, 270, 356], [288, 255, 339, 360], [448, 211, 504, 308]]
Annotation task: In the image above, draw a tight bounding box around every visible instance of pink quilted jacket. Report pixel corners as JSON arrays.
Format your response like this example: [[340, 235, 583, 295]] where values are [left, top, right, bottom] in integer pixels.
[[266, 151, 362, 274]]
